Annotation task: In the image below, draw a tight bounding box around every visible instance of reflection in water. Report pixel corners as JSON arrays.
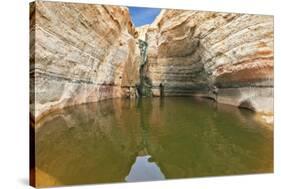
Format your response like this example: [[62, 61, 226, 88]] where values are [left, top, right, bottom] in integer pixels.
[[35, 97, 273, 187], [125, 155, 165, 182]]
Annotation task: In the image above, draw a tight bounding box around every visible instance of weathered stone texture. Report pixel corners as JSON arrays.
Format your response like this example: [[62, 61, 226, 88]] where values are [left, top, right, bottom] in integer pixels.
[[31, 1, 141, 120], [30, 2, 274, 121], [142, 10, 273, 114]]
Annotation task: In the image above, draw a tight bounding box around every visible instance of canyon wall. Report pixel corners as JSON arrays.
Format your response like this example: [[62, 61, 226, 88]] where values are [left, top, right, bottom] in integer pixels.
[[141, 10, 273, 114], [30, 1, 141, 121], [30, 2, 274, 121]]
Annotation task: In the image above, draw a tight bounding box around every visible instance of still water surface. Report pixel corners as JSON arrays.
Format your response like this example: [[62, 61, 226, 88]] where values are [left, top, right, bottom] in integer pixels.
[[35, 97, 273, 187]]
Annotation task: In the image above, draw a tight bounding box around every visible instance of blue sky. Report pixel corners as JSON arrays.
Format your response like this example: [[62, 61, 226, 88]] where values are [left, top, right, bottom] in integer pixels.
[[128, 7, 161, 27]]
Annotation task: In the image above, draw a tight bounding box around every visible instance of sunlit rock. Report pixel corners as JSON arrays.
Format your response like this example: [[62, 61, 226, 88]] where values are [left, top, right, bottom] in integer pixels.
[[140, 10, 273, 114], [31, 2, 274, 121], [30, 1, 141, 121]]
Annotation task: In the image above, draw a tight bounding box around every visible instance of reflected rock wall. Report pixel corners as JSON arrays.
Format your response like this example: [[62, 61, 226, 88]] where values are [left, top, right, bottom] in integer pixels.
[[144, 98, 273, 178], [35, 98, 273, 187], [35, 99, 143, 187]]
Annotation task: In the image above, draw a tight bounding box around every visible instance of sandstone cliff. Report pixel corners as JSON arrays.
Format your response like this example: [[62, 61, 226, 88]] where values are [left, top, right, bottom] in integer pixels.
[[30, 1, 141, 121], [141, 10, 273, 115], [30, 2, 274, 122]]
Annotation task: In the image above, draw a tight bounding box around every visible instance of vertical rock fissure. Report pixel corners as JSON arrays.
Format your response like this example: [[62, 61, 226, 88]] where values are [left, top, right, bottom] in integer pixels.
[[137, 39, 152, 97]]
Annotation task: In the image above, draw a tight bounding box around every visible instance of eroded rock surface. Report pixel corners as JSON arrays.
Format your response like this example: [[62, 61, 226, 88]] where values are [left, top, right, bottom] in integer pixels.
[[141, 10, 273, 114], [30, 1, 141, 121], [30, 2, 274, 121]]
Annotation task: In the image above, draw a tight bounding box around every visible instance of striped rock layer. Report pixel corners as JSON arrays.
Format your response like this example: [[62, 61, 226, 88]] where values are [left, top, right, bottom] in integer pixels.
[[30, 2, 274, 121], [30, 1, 141, 121], [141, 9, 273, 114]]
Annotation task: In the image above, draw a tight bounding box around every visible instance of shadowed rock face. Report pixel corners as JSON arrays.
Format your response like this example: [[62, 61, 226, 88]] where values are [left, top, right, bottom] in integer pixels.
[[141, 10, 273, 114], [30, 1, 141, 121]]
